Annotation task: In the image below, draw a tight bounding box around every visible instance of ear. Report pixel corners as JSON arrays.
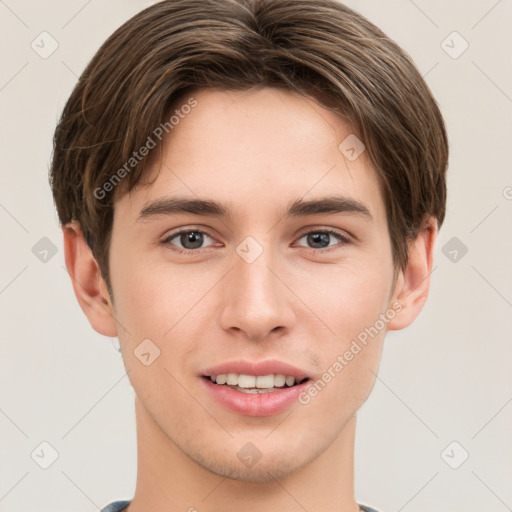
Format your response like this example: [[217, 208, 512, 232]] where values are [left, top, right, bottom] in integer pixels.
[[387, 217, 438, 330], [62, 221, 118, 337]]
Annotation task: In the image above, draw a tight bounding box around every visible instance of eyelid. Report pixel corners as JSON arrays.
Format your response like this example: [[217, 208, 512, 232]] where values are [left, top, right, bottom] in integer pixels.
[[161, 228, 217, 249], [295, 226, 351, 241], [294, 227, 351, 251], [161, 225, 352, 255], [162, 228, 206, 239]]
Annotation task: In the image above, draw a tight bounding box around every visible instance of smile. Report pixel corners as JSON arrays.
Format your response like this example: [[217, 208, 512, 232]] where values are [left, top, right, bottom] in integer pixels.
[[205, 373, 309, 393]]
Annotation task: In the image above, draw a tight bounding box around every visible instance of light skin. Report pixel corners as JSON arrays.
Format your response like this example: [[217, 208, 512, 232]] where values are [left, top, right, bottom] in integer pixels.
[[63, 87, 437, 512]]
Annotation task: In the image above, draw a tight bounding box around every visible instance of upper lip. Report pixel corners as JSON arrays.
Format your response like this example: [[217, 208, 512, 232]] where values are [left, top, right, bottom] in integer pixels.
[[202, 359, 310, 381]]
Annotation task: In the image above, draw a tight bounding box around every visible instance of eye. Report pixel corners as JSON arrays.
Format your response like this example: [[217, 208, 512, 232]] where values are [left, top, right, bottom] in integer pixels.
[[162, 227, 350, 255], [295, 229, 350, 252], [162, 229, 216, 253]]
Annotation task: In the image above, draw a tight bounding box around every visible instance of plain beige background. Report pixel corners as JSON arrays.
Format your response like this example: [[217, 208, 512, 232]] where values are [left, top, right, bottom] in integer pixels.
[[1, 1, 511, 511]]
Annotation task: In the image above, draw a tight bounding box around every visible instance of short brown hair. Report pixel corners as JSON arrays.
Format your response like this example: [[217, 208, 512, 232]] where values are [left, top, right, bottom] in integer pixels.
[[50, 0, 448, 296]]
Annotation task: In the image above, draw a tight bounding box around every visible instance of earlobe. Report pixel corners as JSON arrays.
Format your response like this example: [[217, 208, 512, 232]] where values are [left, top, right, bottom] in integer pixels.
[[387, 218, 438, 331], [62, 222, 118, 337]]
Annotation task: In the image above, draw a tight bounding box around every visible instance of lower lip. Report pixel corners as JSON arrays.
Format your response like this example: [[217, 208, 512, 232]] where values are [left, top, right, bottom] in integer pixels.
[[201, 377, 309, 417]]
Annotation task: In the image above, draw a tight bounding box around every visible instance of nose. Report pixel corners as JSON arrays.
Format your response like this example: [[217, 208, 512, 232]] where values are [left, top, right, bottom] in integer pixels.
[[218, 244, 296, 343]]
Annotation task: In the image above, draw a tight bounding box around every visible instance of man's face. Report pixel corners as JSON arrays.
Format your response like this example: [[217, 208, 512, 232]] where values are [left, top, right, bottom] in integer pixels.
[[108, 87, 400, 481]]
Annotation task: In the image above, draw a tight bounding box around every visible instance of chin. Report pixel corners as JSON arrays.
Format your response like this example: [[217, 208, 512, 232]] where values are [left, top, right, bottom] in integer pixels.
[[189, 445, 312, 482]]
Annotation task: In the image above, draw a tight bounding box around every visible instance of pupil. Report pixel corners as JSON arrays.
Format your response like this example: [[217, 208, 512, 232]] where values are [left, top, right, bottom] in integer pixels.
[[182, 231, 203, 249], [308, 232, 329, 249]]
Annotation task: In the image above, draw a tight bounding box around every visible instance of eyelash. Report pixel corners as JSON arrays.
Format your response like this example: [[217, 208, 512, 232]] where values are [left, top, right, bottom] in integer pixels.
[[161, 228, 351, 255]]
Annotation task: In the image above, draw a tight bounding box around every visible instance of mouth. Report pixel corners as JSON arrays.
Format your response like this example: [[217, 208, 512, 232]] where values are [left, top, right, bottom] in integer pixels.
[[202, 373, 310, 394], [200, 359, 312, 416]]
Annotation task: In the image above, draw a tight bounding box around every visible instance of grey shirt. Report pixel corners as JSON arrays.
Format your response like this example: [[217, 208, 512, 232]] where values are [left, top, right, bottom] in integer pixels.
[[100, 500, 381, 511]]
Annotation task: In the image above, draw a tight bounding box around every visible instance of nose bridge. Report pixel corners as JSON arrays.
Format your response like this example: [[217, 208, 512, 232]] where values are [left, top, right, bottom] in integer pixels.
[[218, 236, 294, 341]]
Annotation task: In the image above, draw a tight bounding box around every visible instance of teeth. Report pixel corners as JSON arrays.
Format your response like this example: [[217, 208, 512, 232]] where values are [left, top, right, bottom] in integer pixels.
[[274, 374, 286, 387], [237, 374, 256, 388], [226, 373, 238, 385], [215, 374, 227, 385], [210, 373, 301, 389], [285, 376, 295, 387], [256, 375, 274, 388]]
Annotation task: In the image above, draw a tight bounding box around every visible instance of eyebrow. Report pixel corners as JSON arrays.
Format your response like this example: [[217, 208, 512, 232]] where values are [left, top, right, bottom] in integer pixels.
[[136, 195, 372, 222]]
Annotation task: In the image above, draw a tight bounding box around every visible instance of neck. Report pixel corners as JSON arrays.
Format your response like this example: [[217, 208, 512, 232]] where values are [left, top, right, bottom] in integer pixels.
[[127, 397, 359, 512]]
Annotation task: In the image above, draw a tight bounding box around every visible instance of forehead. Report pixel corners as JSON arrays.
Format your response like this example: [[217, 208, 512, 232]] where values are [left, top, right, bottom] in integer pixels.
[[117, 87, 386, 226]]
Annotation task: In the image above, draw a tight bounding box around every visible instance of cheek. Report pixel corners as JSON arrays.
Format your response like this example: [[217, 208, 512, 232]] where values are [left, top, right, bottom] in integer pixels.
[[299, 257, 393, 339], [295, 256, 391, 400], [111, 253, 192, 335], [111, 257, 205, 411]]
